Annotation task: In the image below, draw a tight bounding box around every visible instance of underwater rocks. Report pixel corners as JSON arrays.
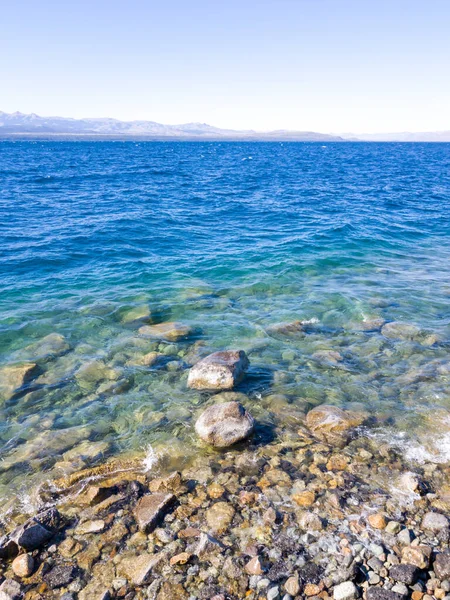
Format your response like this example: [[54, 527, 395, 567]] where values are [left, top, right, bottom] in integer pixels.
[[134, 492, 176, 533], [187, 350, 249, 390], [138, 321, 193, 341], [75, 359, 119, 388], [305, 404, 364, 446], [0, 362, 37, 400], [22, 332, 70, 360], [120, 304, 152, 325], [381, 321, 420, 341], [195, 401, 254, 447], [266, 319, 304, 336]]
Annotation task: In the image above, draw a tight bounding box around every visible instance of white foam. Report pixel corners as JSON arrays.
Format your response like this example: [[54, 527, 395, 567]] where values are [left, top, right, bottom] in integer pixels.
[[142, 444, 160, 472]]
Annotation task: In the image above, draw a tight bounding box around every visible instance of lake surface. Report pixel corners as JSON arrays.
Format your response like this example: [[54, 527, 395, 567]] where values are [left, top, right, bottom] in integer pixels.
[[1, 141, 450, 516]]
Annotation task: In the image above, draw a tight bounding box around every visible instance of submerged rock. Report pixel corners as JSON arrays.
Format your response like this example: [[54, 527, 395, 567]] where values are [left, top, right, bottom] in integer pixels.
[[0, 362, 38, 400], [75, 360, 119, 388], [195, 401, 254, 447], [187, 350, 249, 390], [305, 404, 364, 446], [12, 553, 35, 578], [10, 507, 62, 552], [120, 304, 152, 325], [266, 320, 304, 336], [381, 321, 420, 341], [23, 333, 70, 359], [138, 321, 193, 341]]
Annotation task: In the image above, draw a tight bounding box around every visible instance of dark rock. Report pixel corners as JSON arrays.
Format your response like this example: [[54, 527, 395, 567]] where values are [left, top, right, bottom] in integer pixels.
[[134, 493, 175, 533], [367, 588, 405, 600], [434, 553, 450, 580], [298, 562, 323, 585], [43, 564, 78, 589], [11, 507, 62, 551], [389, 564, 419, 585]]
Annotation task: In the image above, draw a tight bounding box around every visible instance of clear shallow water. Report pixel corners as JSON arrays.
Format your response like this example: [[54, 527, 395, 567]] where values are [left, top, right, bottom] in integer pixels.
[[1, 141, 450, 514]]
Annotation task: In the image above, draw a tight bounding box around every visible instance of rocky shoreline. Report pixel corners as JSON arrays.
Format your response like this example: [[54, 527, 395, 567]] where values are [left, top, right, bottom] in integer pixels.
[[1, 327, 450, 600]]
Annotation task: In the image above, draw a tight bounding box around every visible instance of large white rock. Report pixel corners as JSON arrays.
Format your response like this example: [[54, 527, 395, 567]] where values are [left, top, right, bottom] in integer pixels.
[[195, 401, 254, 447], [187, 350, 249, 390]]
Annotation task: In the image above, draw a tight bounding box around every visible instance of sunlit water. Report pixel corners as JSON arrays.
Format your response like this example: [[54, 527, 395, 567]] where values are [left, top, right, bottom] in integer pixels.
[[1, 141, 450, 515]]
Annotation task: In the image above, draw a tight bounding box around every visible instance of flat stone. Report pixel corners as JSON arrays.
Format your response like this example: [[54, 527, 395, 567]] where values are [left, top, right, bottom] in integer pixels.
[[121, 305, 152, 324], [78, 581, 111, 600], [134, 493, 175, 533], [389, 564, 420, 585], [305, 404, 364, 446], [206, 501, 235, 534], [188, 350, 249, 390], [117, 552, 163, 585], [75, 519, 106, 535], [138, 321, 193, 341], [434, 553, 450, 580], [334, 581, 359, 600], [12, 553, 34, 578], [195, 401, 254, 447], [0, 362, 38, 400]]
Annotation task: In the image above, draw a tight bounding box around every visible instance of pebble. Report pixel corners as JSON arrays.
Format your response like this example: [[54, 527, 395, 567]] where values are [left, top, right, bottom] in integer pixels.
[[334, 580, 359, 600], [11, 553, 35, 578]]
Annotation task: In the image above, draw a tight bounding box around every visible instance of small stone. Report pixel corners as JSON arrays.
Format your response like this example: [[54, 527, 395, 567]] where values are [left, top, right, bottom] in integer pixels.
[[170, 552, 191, 566], [334, 581, 359, 600], [385, 521, 401, 534], [188, 350, 249, 390], [134, 493, 175, 533], [390, 564, 419, 585], [292, 490, 316, 507], [207, 483, 225, 499], [401, 546, 432, 569], [0, 362, 37, 400], [245, 556, 264, 575], [195, 401, 254, 447], [368, 514, 387, 529], [381, 322, 420, 340], [305, 584, 322, 596], [267, 587, 280, 600], [205, 501, 235, 534], [285, 576, 300, 596], [11, 553, 34, 578], [297, 511, 323, 531], [421, 512, 449, 533], [412, 592, 424, 600], [117, 552, 163, 585], [397, 529, 414, 545], [392, 583, 409, 596]]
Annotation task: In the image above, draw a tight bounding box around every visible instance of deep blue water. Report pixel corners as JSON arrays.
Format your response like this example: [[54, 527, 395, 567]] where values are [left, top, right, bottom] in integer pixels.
[[1, 141, 450, 511]]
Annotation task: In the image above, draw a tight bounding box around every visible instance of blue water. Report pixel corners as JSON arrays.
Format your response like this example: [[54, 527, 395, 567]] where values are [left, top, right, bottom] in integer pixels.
[[1, 141, 450, 512]]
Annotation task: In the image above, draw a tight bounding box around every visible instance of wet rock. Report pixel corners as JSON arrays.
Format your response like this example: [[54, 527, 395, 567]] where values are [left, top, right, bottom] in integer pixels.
[[195, 401, 254, 447], [266, 320, 304, 336], [421, 512, 449, 533], [149, 471, 183, 493], [11, 507, 62, 551], [285, 575, 300, 596], [245, 556, 264, 575], [206, 501, 235, 534], [43, 564, 78, 589], [12, 553, 35, 577], [187, 350, 249, 390], [78, 582, 111, 600], [389, 564, 420, 585], [170, 552, 191, 566], [0, 362, 38, 400], [121, 305, 152, 325], [434, 553, 450, 580], [75, 360, 119, 388], [117, 552, 164, 585], [381, 322, 420, 341], [194, 532, 226, 560], [334, 581, 359, 600], [0, 579, 22, 600], [367, 588, 404, 600], [305, 404, 363, 446], [75, 519, 106, 534], [312, 350, 343, 364], [138, 321, 193, 341], [134, 493, 175, 533], [368, 514, 387, 529]]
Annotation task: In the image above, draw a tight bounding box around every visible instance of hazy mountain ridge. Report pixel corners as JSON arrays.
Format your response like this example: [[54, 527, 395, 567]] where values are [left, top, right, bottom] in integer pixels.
[[0, 111, 342, 140]]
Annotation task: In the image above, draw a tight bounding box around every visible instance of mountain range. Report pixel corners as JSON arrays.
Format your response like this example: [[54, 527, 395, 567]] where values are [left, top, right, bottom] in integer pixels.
[[1, 111, 449, 141]]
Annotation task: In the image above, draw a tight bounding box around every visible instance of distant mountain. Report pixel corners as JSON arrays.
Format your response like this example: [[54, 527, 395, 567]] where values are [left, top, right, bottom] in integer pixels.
[[0, 111, 343, 141], [341, 131, 450, 142]]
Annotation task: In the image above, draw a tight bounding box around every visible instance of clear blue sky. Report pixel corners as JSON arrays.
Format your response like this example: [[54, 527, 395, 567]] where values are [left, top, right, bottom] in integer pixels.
[[1, 0, 449, 133]]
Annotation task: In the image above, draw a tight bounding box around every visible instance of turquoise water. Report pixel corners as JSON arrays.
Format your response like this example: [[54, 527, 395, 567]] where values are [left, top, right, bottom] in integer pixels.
[[1, 141, 450, 513]]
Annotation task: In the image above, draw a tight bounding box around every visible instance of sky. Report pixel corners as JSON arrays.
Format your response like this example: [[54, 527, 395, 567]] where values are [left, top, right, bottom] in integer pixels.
[[1, 0, 449, 133]]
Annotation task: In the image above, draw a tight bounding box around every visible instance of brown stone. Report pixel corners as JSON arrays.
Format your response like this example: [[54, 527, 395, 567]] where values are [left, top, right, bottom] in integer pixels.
[[305, 404, 364, 446], [402, 546, 432, 569], [368, 514, 387, 529], [117, 552, 164, 585], [245, 556, 264, 575], [170, 552, 191, 566], [138, 322, 193, 341], [134, 493, 175, 533], [285, 575, 301, 596], [207, 483, 225, 499], [293, 490, 316, 507], [206, 502, 235, 534]]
